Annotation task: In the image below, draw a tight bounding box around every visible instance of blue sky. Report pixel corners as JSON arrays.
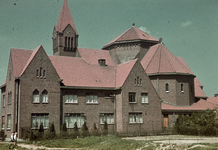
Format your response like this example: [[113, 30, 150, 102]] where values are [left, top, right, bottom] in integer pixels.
[[0, 0, 218, 97]]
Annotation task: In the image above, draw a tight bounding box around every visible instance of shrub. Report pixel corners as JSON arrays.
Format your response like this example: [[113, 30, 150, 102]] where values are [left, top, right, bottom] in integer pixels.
[[92, 123, 98, 136], [81, 122, 89, 137], [103, 121, 108, 135], [38, 123, 44, 139], [69, 122, 79, 139], [60, 122, 68, 138], [49, 122, 56, 139]]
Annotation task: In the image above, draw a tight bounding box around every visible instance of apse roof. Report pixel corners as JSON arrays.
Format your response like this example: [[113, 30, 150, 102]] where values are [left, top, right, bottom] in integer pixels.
[[103, 26, 159, 48], [141, 43, 195, 76]]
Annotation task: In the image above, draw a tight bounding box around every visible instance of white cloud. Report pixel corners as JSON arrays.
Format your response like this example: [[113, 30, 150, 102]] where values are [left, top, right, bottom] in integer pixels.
[[181, 21, 192, 27], [139, 26, 151, 34]]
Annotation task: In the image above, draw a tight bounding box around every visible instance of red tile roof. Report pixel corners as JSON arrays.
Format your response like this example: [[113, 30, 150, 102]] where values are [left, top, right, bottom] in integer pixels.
[[55, 0, 78, 34], [141, 43, 195, 75], [207, 96, 218, 107], [103, 26, 159, 48], [77, 47, 115, 65], [162, 99, 215, 111], [11, 48, 33, 78], [194, 78, 207, 98]]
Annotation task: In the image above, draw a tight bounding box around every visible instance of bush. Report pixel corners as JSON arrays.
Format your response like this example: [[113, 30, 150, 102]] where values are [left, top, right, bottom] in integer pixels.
[[38, 123, 44, 139], [60, 122, 68, 138], [103, 121, 108, 135], [49, 122, 56, 139], [92, 123, 98, 136], [69, 122, 79, 139], [81, 122, 89, 137]]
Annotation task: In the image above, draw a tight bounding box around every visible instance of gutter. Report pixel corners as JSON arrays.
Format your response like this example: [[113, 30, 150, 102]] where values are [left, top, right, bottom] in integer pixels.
[[60, 86, 122, 90]]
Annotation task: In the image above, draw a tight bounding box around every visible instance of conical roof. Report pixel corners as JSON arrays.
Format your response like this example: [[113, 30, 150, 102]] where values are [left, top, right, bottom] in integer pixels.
[[141, 43, 195, 76], [55, 0, 78, 34], [103, 26, 159, 48]]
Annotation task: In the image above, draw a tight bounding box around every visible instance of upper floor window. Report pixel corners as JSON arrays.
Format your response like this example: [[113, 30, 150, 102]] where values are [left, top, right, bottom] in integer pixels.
[[8, 92, 12, 104], [64, 113, 85, 128], [100, 113, 114, 124], [165, 83, 169, 92], [2, 116, 5, 129], [86, 93, 98, 103], [129, 113, 143, 123], [7, 114, 11, 130], [33, 89, 39, 103], [65, 94, 78, 103], [181, 83, 184, 92], [42, 90, 48, 103], [141, 93, 148, 103], [31, 114, 49, 129], [129, 92, 136, 103], [3, 95, 5, 107]]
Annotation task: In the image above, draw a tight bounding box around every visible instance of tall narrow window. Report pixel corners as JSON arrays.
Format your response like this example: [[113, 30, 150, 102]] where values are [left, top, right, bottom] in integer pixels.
[[43, 70, 46, 78], [129, 92, 136, 103], [135, 78, 137, 86], [137, 76, 139, 85], [42, 90, 48, 103], [3, 95, 5, 107], [32, 114, 49, 129], [181, 83, 184, 92], [8, 92, 12, 104], [64, 113, 85, 128], [141, 93, 148, 103], [33, 90, 40, 103], [37, 69, 39, 77], [165, 83, 169, 92], [40, 67, 42, 77], [7, 114, 11, 129], [65, 36, 67, 50], [71, 37, 74, 50], [68, 37, 70, 49], [2, 116, 5, 129]]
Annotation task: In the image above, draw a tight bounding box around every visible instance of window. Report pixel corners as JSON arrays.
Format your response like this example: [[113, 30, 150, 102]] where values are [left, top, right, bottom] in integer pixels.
[[33, 90, 39, 103], [86, 93, 98, 103], [37, 69, 39, 77], [40, 67, 42, 77], [2, 116, 5, 129], [43, 70, 46, 78], [8, 92, 12, 104], [7, 114, 11, 129], [71, 37, 74, 49], [3, 95, 5, 107], [42, 90, 48, 103], [31, 114, 49, 129], [165, 83, 169, 92], [181, 83, 184, 92], [65, 94, 78, 103], [100, 113, 114, 124], [141, 93, 148, 103], [129, 92, 136, 103], [129, 113, 143, 123], [64, 113, 85, 128]]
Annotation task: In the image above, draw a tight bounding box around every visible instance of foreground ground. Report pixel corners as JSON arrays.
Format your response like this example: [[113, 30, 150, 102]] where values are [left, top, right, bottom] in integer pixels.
[[1, 135, 218, 150]]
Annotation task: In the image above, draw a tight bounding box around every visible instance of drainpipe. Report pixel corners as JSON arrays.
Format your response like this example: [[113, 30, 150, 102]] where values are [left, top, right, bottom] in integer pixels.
[[15, 80, 19, 132], [114, 91, 116, 133]]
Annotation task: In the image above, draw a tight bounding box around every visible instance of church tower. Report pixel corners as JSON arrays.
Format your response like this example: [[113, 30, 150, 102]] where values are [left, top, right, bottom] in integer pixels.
[[52, 0, 79, 57]]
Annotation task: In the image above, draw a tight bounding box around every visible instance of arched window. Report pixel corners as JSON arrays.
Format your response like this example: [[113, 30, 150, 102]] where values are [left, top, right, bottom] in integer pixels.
[[165, 83, 169, 92], [42, 90, 48, 103], [181, 83, 184, 92], [33, 89, 39, 103]]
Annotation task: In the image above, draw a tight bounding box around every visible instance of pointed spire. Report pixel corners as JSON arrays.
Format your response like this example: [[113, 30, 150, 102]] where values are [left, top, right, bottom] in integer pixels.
[[55, 0, 78, 34]]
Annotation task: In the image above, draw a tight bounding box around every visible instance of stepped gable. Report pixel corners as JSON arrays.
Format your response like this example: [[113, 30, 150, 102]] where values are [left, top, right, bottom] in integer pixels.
[[162, 99, 214, 111], [116, 59, 137, 88], [103, 26, 159, 48], [10, 48, 33, 78], [141, 43, 195, 75], [49, 56, 116, 88], [55, 0, 78, 34], [78, 47, 115, 65]]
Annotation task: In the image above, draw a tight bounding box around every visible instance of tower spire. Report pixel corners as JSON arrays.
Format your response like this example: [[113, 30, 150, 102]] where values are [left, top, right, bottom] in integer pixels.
[[55, 0, 78, 34]]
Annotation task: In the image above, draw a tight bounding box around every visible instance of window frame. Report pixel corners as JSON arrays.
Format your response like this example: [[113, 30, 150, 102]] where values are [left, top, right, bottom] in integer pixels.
[[33, 90, 40, 103], [64, 113, 85, 128], [165, 83, 169, 92], [65, 94, 78, 104], [99, 113, 114, 124], [86, 93, 98, 104], [141, 93, 148, 103], [129, 113, 143, 124], [181, 83, 184, 93], [129, 92, 136, 103], [3, 95, 5, 107], [42, 90, 48, 103], [31, 113, 49, 129], [2, 116, 5, 129], [7, 114, 11, 130]]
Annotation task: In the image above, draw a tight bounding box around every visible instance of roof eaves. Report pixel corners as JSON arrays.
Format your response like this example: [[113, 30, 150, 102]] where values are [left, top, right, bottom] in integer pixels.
[[148, 72, 196, 77], [61, 86, 121, 90]]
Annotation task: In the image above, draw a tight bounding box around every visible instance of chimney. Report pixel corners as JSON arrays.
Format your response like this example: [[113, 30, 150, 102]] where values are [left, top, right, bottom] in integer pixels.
[[214, 94, 218, 97], [98, 59, 106, 67]]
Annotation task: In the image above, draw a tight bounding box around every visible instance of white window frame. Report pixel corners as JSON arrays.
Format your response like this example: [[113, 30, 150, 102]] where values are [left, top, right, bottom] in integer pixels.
[[129, 113, 143, 123], [99, 113, 114, 124], [141, 93, 148, 103], [86, 94, 98, 103], [64, 114, 85, 128], [65, 94, 78, 103], [7, 114, 11, 130], [31, 114, 49, 129], [33, 94, 39, 103]]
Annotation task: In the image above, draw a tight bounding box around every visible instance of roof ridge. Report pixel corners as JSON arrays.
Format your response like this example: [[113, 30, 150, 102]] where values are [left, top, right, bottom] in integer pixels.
[[116, 27, 133, 42]]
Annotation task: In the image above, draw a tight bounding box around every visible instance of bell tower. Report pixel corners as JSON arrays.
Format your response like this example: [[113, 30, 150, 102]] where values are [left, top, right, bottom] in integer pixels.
[[52, 0, 79, 57]]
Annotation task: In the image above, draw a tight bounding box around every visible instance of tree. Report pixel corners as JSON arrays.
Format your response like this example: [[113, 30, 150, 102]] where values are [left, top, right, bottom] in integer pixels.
[[92, 123, 98, 136], [81, 122, 89, 137], [49, 122, 56, 139], [38, 123, 44, 139], [103, 121, 108, 135], [60, 122, 68, 138]]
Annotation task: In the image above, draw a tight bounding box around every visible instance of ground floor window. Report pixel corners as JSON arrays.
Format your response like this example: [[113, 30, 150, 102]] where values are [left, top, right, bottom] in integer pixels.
[[2, 116, 5, 129], [7, 114, 11, 129], [31, 114, 49, 129], [99, 113, 114, 124], [64, 113, 85, 128], [129, 113, 143, 123]]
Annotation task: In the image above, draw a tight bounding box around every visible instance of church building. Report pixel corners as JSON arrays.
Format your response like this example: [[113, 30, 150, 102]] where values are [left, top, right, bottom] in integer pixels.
[[1, 0, 211, 138]]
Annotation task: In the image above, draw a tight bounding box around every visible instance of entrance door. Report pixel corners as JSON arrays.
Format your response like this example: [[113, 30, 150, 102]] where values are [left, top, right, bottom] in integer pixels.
[[163, 114, 168, 129]]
